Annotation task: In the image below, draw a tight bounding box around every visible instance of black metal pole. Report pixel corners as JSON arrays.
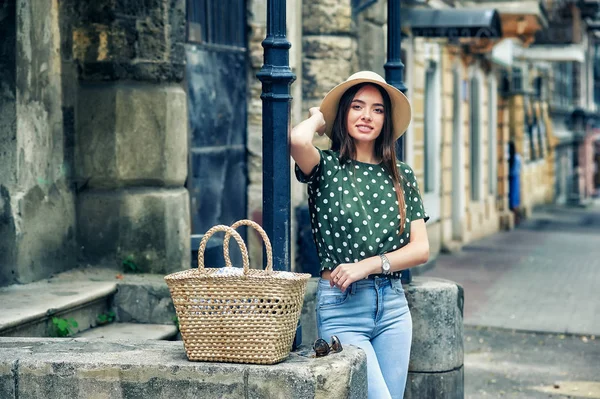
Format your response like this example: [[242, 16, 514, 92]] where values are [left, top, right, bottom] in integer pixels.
[[257, 0, 296, 272], [385, 0, 407, 162], [385, 0, 412, 285]]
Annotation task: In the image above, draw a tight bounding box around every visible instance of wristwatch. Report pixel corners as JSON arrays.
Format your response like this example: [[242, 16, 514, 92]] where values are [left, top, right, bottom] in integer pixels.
[[379, 254, 391, 275]]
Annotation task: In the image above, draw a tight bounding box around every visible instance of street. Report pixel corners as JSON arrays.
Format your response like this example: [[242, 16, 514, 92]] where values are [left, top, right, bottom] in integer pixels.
[[423, 203, 600, 398]]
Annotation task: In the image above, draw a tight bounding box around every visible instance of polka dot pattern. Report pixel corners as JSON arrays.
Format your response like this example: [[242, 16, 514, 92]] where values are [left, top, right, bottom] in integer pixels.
[[295, 149, 428, 276]]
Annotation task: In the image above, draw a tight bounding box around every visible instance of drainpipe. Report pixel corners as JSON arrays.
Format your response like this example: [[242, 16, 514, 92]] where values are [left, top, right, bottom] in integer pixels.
[[385, 0, 412, 284], [257, 0, 296, 272]]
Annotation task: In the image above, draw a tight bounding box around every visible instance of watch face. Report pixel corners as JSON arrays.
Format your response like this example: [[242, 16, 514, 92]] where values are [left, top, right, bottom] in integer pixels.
[[383, 261, 390, 272]]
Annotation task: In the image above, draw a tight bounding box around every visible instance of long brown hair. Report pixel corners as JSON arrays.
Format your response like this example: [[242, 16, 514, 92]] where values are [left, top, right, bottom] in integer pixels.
[[330, 83, 407, 234]]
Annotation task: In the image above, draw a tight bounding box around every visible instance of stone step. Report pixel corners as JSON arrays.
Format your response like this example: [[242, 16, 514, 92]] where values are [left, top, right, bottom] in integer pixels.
[[0, 269, 118, 337], [75, 323, 179, 340]]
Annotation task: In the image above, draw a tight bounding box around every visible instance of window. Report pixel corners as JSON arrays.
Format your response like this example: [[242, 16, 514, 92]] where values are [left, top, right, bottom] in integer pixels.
[[524, 97, 536, 161], [553, 62, 574, 109], [421, 48, 441, 223], [424, 62, 437, 193], [187, 0, 246, 47], [537, 107, 547, 158], [487, 77, 497, 195], [470, 74, 482, 201]]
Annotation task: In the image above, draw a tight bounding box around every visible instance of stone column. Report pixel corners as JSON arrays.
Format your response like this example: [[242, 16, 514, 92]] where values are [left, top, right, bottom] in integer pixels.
[[0, 0, 78, 286], [405, 277, 465, 399], [72, 1, 190, 273]]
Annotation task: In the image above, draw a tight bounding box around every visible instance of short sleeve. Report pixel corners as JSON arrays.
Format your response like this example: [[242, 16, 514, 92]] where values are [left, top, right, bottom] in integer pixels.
[[294, 147, 324, 184], [401, 163, 430, 223]]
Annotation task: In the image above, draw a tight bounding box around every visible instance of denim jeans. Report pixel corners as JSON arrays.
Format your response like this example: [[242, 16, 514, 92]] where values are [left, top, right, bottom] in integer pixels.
[[316, 277, 412, 399]]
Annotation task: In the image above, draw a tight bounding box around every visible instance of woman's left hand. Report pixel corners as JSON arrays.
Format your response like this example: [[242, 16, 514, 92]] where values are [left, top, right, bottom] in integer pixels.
[[330, 262, 370, 292]]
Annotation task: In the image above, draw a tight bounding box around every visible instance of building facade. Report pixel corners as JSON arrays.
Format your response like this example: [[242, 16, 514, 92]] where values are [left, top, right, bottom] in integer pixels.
[[2, 0, 599, 287]]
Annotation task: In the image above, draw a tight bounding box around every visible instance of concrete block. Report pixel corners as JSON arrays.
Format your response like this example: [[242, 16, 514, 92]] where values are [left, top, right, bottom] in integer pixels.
[[76, 84, 187, 189], [0, 338, 367, 399], [303, 0, 353, 35], [114, 279, 176, 324], [0, 181, 77, 287], [303, 36, 355, 62], [303, 43, 355, 101], [405, 367, 464, 399], [77, 188, 190, 274], [406, 277, 464, 372], [246, 366, 314, 398], [71, 0, 185, 82]]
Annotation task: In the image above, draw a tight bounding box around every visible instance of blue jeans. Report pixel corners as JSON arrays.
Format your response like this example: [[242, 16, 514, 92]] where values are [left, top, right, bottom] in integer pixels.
[[316, 277, 412, 399]]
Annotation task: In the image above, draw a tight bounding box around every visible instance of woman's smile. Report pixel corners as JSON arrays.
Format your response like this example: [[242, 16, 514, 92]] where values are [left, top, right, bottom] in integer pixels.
[[356, 124, 374, 133]]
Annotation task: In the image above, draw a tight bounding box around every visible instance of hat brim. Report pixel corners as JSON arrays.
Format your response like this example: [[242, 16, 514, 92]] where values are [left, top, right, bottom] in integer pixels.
[[319, 78, 412, 141]]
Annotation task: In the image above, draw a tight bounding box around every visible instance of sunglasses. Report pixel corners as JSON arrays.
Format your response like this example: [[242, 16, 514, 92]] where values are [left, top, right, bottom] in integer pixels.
[[313, 335, 343, 357]]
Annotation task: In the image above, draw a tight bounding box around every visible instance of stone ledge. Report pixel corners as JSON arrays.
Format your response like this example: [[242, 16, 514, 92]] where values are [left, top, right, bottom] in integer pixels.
[[75, 323, 178, 341], [0, 280, 116, 332], [0, 338, 367, 399]]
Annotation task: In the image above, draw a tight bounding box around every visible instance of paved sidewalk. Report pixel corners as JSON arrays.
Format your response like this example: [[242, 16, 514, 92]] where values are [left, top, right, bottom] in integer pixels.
[[422, 202, 600, 336]]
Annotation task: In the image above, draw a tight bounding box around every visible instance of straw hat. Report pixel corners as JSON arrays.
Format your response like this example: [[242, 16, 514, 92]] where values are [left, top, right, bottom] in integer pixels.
[[319, 71, 412, 141]]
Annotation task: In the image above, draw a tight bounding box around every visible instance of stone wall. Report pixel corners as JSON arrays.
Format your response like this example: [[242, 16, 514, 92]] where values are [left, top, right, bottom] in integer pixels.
[[0, 0, 190, 284], [301, 0, 358, 176], [0, 0, 78, 286], [0, 0, 18, 285], [70, 0, 190, 274], [302, 0, 357, 112]]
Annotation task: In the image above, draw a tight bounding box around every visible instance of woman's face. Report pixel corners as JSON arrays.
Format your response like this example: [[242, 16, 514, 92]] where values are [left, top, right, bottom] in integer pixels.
[[345, 85, 385, 145]]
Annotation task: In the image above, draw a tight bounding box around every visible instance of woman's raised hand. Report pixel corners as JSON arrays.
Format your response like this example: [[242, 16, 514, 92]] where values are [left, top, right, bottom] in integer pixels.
[[308, 107, 327, 136], [290, 107, 326, 175]]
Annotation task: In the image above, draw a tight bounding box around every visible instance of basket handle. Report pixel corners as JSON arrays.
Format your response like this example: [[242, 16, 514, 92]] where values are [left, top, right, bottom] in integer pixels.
[[197, 225, 250, 274], [224, 219, 273, 272]]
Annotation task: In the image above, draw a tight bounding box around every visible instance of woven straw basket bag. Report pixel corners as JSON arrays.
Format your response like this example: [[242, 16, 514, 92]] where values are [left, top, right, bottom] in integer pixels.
[[165, 220, 311, 364]]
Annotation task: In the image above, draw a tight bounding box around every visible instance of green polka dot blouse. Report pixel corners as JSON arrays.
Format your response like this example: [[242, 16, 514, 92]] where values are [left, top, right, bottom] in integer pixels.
[[295, 149, 429, 277]]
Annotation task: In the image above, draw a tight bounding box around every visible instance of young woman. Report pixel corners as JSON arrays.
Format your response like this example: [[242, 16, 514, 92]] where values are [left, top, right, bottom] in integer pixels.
[[291, 71, 430, 399]]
